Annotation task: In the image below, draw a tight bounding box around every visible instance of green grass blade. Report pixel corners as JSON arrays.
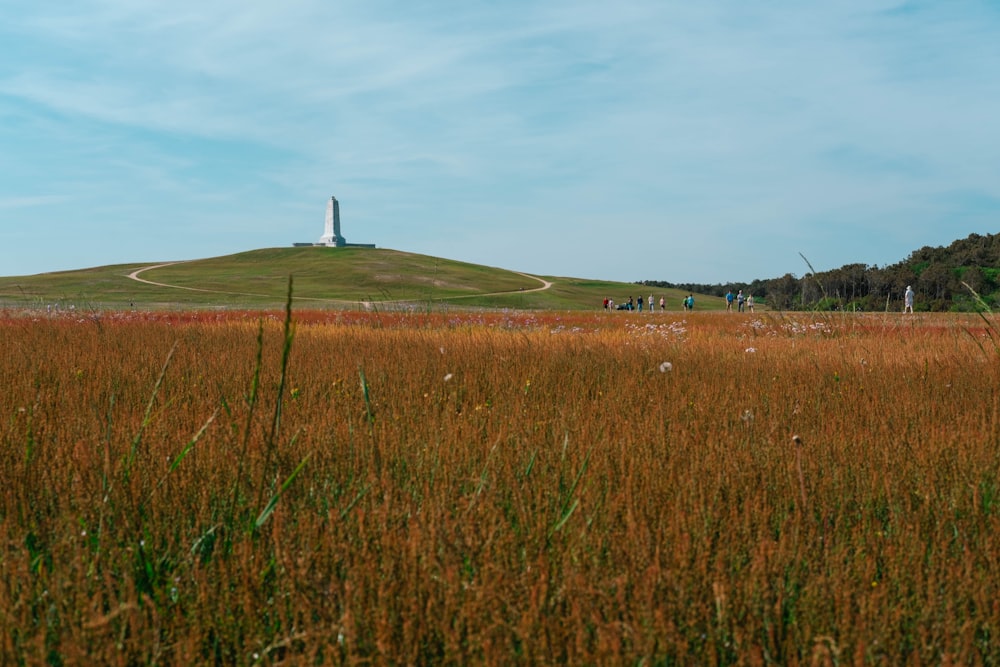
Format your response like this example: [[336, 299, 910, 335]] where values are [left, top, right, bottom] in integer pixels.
[[125, 341, 178, 479], [359, 366, 374, 424], [169, 409, 218, 474], [254, 277, 297, 514], [339, 484, 371, 521], [255, 453, 311, 530], [550, 498, 580, 535]]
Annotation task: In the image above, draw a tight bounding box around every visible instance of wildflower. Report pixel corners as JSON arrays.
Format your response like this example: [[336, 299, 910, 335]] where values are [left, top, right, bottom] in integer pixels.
[[741, 409, 754, 425], [444, 373, 453, 382], [659, 361, 673, 373], [745, 347, 756, 353]]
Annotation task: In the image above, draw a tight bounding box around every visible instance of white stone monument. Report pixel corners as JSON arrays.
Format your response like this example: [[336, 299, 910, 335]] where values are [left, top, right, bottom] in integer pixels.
[[318, 196, 346, 247], [293, 195, 375, 248]]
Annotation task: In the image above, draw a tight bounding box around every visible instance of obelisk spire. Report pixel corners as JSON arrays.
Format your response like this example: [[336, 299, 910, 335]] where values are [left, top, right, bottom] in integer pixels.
[[318, 196, 345, 246]]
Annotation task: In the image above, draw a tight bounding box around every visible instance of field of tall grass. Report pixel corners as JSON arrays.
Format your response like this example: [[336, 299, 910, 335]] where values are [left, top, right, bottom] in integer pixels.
[[2, 304, 999, 664]]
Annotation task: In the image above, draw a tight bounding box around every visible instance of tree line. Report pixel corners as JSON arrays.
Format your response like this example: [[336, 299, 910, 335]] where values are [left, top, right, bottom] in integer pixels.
[[641, 232, 1000, 312]]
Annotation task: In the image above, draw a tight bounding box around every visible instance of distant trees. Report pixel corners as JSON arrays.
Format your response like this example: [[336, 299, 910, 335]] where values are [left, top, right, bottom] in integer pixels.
[[917, 263, 951, 308], [765, 274, 799, 310], [640, 233, 1000, 312]]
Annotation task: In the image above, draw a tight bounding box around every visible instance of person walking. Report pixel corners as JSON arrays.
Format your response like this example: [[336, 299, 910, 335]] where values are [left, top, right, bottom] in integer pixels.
[[648, 295, 654, 312], [725, 290, 734, 312], [737, 290, 745, 312], [746, 293, 755, 312], [904, 285, 915, 313], [659, 296, 665, 311]]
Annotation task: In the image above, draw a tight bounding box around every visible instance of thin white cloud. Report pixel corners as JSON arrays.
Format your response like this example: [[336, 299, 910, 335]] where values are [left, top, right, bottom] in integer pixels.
[[0, 195, 66, 210]]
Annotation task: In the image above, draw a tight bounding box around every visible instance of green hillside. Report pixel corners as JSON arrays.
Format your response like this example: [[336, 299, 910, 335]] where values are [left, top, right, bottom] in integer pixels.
[[0, 247, 721, 311]]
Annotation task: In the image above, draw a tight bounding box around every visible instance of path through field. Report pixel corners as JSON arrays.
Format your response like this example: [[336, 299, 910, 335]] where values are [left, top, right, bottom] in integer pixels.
[[126, 262, 553, 304]]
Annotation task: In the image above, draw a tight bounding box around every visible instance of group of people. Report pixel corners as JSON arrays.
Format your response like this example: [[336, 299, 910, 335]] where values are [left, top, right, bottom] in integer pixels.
[[724, 289, 755, 313], [603, 294, 699, 311], [603, 291, 757, 313], [604, 295, 666, 312]]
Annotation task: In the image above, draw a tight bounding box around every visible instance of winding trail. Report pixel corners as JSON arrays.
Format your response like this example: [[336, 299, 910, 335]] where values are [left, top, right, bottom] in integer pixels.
[[126, 262, 552, 304]]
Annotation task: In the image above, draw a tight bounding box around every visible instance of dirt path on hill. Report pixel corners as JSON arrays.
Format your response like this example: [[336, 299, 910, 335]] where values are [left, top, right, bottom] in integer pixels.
[[126, 262, 552, 304]]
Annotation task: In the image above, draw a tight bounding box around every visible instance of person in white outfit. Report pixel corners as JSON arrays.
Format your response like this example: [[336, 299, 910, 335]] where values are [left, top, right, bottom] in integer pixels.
[[904, 285, 915, 314]]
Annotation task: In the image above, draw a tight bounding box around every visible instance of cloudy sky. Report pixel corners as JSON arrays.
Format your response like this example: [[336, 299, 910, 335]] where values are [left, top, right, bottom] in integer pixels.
[[2, 1, 998, 283]]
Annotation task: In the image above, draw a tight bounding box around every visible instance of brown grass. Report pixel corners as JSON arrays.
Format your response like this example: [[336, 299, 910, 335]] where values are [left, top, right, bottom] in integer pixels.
[[1, 307, 999, 664]]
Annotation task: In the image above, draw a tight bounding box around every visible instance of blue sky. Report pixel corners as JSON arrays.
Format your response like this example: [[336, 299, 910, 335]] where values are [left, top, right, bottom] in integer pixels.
[[2, 1, 998, 284]]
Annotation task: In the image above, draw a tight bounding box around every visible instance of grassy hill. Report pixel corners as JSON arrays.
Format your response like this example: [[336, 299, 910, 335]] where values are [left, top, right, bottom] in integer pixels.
[[0, 247, 722, 311]]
